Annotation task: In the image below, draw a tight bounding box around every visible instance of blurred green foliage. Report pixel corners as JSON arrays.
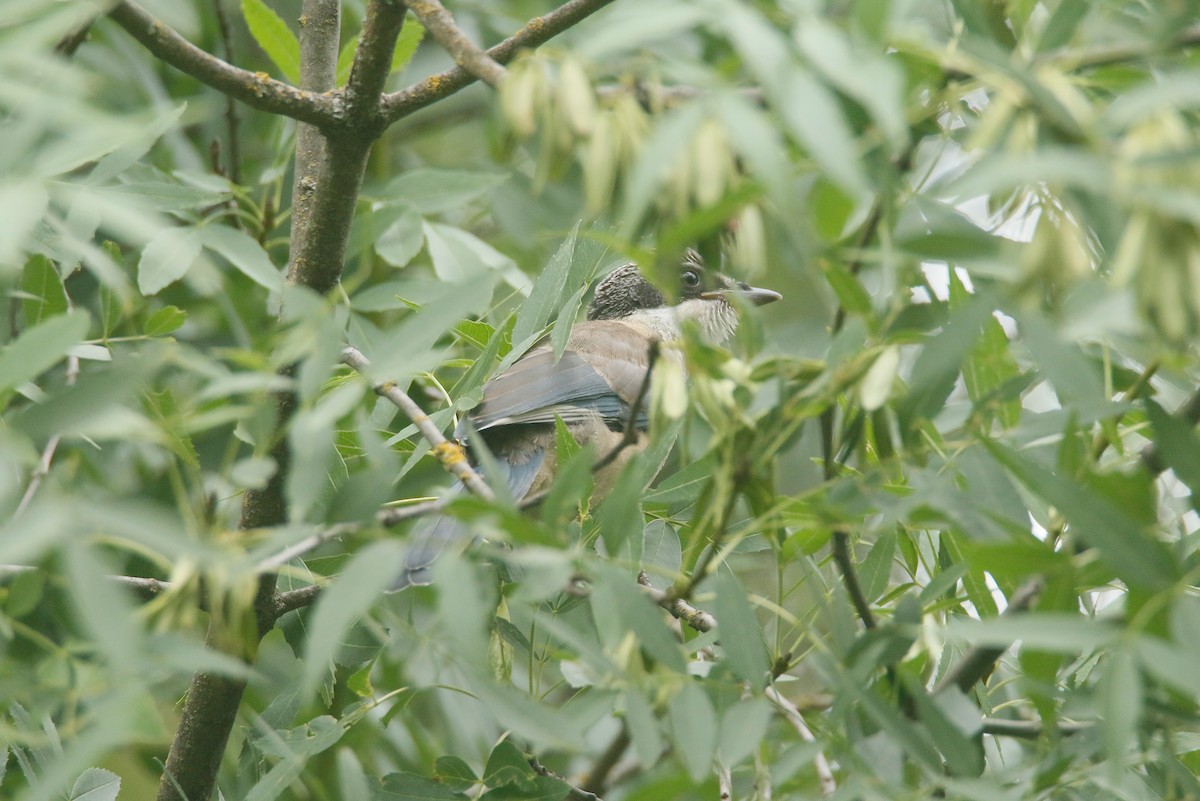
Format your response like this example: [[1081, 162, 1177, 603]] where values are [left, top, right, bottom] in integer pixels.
[[4, 0, 1200, 799]]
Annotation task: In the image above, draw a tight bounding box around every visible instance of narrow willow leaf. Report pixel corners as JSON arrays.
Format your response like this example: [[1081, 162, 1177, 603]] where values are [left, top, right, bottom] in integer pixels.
[[202, 223, 283, 291], [668, 682, 717, 782], [137, 226, 202, 295], [20, 254, 68, 327], [0, 310, 89, 394], [715, 570, 770, 687], [241, 0, 300, 83]]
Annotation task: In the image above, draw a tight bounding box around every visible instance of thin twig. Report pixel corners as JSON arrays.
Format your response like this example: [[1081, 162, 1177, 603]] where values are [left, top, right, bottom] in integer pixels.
[[55, 19, 94, 56], [581, 727, 629, 798], [253, 498, 449, 576], [638, 574, 716, 633], [341, 346, 494, 500], [980, 717, 1092, 739], [717, 760, 732, 801], [210, 0, 242, 185], [764, 685, 836, 796], [382, 0, 619, 123], [407, 0, 507, 87], [255, 523, 358, 573], [830, 529, 876, 630], [14, 352, 79, 518], [528, 753, 605, 801], [107, 0, 340, 128], [933, 576, 1045, 695]]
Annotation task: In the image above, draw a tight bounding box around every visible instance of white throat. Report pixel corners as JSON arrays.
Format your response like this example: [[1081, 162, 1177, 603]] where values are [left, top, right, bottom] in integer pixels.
[[623, 299, 738, 344]]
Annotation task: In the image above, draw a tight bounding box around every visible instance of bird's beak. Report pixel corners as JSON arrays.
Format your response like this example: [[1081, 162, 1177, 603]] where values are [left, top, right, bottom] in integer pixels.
[[701, 284, 782, 306]]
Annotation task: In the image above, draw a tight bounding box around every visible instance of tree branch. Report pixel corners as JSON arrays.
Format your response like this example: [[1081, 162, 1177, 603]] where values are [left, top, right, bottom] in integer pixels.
[[345, 0, 408, 124], [408, 0, 507, 87], [765, 685, 836, 796], [830, 529, 876, 630], [155, 1, 345, 797], [107, 0, 340, 129], [341, 346, 495, 500], [381, 0, 619, 124], [933, 576, 1045, 696], [581, 727, 630, 797], [637, 573, 716, 633], [980, 716, 1092, 739]]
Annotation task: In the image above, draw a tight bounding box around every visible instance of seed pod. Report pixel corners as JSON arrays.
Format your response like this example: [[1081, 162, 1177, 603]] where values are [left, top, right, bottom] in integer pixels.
[[610, 92, 649, 169], [557, 57, 596, 137], [500, 59, 539, 138], [691, 118, 729, 208], [730, 203, 767, 276], [859, 345, 899, 412], [584, 111, 617, 215]]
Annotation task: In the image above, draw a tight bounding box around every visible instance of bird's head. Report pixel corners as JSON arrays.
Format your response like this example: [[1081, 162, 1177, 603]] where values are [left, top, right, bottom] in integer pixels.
[[586, 249, 781, 343]]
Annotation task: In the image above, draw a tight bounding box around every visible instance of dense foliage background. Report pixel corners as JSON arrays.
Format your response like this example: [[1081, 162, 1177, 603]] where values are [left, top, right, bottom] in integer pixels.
[[4, 0, 1200, 799]]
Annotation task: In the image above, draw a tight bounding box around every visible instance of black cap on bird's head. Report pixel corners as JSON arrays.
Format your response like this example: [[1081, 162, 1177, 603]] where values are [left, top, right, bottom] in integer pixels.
[[586, 249, 781, 336]]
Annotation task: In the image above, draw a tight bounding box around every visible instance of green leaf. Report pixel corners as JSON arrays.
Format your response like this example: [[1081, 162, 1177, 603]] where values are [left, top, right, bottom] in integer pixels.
[[391, 14, 426, 74], [336, 14, 426, 85], [1101, 647, 1141, 769], [241, 0, 300, 83], [433, 756, 477, 792], [301, 540, 404, 700], [248, 717, 346, 801], [945, 613, 1115, 652], [716, 698, 771, 767], [0, 310, 89, 395], [1146, 399, 1200, 498], [776, 69, 870, 195], [375, 203, 425, 268], [202, 223, 283, 291], [480, 775, 569, 801], [386, 169, 509, 215], [823, 262, 872, 316], [641, 519, 681, 590], [1036, 0, 1088, 52], [983, 440, 1176, 589], [378, 772, 469, 800], [715, 569, 770, 688], [796, 18, 907, 151], [144, 305, 187, 337], [513, 225, 581, 345], [858, 528, 896, 604], [21, 254, 69, 327], [137, 226, 203, 296], [913, 687, 983, 777], [668, 682, 717, 782], [624, 689, 663, 768], [483, 740, 535, 788], [68, 767, 121, 801], [895, 197, 999, 260]]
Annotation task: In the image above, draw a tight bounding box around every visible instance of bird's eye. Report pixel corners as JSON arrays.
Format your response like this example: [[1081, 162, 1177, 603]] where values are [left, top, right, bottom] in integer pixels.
[[681, 270, 700, 288]]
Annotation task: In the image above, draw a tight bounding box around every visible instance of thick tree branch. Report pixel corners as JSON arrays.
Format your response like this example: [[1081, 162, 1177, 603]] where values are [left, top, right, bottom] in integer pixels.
[[933, 577, 1045, 696], [381, 0, 619, 124], [341, 346, 495, 499], [107, 0, 339, 128], [155, 1, 346, 797], [345, 0, 408, 124], [408, 0, 507, 87]]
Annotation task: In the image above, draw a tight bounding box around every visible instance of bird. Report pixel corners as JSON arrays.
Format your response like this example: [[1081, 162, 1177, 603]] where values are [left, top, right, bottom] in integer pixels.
[[392, 249, 781, 589]]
